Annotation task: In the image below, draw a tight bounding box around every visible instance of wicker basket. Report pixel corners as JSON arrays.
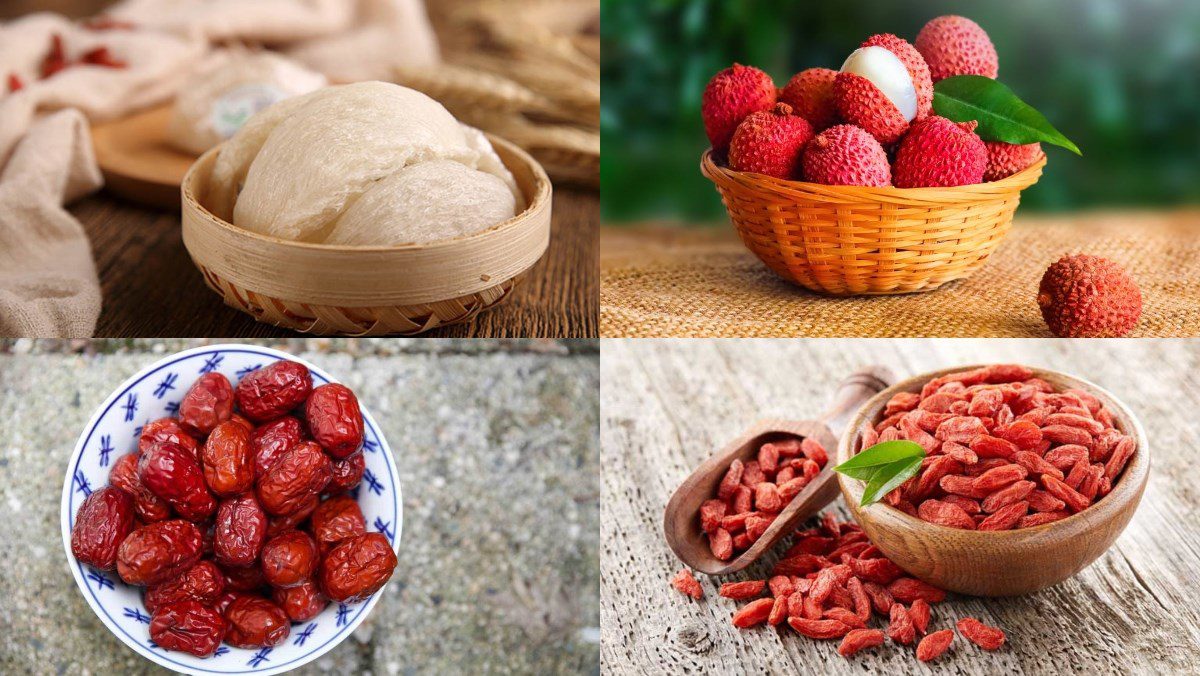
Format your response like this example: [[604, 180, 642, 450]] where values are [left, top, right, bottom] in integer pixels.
[[181, 134, 552, 336], [701, 151, 1045, 295]]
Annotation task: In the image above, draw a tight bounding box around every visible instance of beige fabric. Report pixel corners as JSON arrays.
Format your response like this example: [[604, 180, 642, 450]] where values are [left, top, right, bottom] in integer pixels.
[[109, 0, 441, 79], [0, 110, 103, 337], [600, 213, 1200, 337]]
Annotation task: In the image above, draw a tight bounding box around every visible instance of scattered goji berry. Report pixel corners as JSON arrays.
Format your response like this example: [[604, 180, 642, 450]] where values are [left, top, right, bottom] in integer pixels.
[[671, 569, 703, 599], [838, 628, 885, 656], [916, 629, 955, 661], [957, 617, 1006, 650]]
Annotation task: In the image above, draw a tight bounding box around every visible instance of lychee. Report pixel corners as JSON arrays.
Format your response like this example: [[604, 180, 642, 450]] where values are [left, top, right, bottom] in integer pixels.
[[802, 124, 891, 187], [1038, 254, 1142, 338], [728, 103, 814, 179], [701, 64, 777, 153], [892, 116, 987, 188], [984, 141, 1044, 181], [834, 34, 933, 146], [915, 15, 999, 82], [779, 68, 838, 131]]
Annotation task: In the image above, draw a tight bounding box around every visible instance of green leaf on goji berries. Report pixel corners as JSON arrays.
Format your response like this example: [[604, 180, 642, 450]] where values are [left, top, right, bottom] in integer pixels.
[[933, 75, 1081, 155], [859, 456, 924, 507], [834, 440, 926, 506]]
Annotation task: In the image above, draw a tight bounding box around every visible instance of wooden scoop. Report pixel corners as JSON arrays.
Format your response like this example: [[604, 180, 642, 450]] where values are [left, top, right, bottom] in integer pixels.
[[663, 366, 895, 576]]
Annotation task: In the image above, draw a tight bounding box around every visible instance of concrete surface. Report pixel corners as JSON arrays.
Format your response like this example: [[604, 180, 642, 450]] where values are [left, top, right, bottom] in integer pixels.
[[0, 339, 599, 675]]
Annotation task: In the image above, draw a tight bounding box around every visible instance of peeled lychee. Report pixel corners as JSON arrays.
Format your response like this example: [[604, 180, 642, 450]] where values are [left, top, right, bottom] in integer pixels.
[[702, 64, 777, 153], [984, 141, 1044, 181], [802, 124, 891, 187], [915, 15, 999, 82], [834, 34, 933, 146], [728, 103, 814, 179], [892, 116, 987, 188], [1038, 254, 1142, 338], [779, 68, 838, 131]]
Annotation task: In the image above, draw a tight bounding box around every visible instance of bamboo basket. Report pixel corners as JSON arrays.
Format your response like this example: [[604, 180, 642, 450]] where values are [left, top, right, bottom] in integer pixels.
[[701, 151, 1046, 295], [181, 135, 552, 336]]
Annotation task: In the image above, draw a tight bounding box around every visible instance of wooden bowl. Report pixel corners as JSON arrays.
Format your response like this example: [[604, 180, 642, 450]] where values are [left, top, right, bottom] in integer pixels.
[[836, 365, 1150, 596], [663, 367, 894, 575], [181, 134, 552, 336]]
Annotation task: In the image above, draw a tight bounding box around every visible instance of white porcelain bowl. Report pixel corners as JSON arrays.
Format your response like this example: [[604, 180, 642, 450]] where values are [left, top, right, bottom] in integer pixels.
[[60, 343, 403, 675]]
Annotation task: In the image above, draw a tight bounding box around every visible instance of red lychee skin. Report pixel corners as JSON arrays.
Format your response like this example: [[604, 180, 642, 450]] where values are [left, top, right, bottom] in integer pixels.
[[802, 124, 891, 187], [916, 15, 1000, 82], [702, 64, 777, 153], [833, 34, 933, 145], [862, 33, 933, 120], [779, 68, 838, 131], [892, 116, 987, 188], [728, 103, 814, 180], [984, 141, 1044, 181], [1038, 254, 1142, 338]]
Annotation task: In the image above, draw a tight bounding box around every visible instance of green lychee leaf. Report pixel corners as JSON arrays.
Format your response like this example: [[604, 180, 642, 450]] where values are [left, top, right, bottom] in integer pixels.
[[933, 75, 1081, 156]]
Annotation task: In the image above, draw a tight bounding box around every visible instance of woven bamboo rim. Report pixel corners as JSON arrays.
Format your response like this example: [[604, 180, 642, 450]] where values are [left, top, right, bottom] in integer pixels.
[[701, 151, 1046, 295], [180, 134, 552, 336]]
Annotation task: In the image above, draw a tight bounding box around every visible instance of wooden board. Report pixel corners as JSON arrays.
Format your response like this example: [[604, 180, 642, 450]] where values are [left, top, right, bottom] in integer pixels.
[[600, 339, 1200, 673], [91, 104, 196, 210]]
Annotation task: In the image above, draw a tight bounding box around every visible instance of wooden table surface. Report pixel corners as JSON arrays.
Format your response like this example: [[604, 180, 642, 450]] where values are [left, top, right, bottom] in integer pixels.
[[601, 338, 1200, 674], [74, 187, 597, 338]]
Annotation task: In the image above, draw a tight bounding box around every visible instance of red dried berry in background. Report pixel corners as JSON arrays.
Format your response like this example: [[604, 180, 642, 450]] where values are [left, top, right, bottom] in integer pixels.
[[138, 441, 216, 522], [957, 617, 1006, 650], [273, 581, 329, 622], [201, 420, 254, 497], [149, 601, 225, 657], [305, 383, 364, 459], [838, 628, 885, 657], [260, 530, 319, 589], [887, 577, 946, 604], [257, 441, 333, 516], [213, 493, 267, 568], [916, 629, 954, 661], [178, 372, 234, 437], [909, 598, 931, 634], [671, 569, 703, 599], [117, 519, 203, 586], [250, 416, 304, 480], [7, 72, 23, 92], [40, 34, 67, 78], [327, 451, 366, 494], [110, 453, 171, 523], [310, 494, 367, 555], [139, 418, 199, 459], [144, 561, 226, 613], [80, 46, 127, 68], [223, 596, 290, 648], [236, 360, 313, 423], [318, 532, 398, 603], [71, 487, 135, 570], [887, 603, 916, 645]]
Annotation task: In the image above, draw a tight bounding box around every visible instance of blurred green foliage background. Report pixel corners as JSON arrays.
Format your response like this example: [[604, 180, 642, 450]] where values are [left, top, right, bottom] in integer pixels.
[[601, 0, 1200, 223]]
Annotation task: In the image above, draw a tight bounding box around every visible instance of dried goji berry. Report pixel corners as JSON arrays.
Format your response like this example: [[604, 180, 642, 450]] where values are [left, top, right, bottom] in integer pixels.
[[699, 499, 726, 534], [973, 463, 1028, 492], [917, 499, 976, 530], [1042, 475, 1090, 512], [788, 616, 851, 639], [838, 628, 885, 656], [978, 500, 1028, 530], [717, 459, 744, 500], [957, 617, 1006, 650], [754, 482, 782, 512], [800, 438, 828, 466], [719, 580, 765, 600], [768, 595, 789, 625], [980, 480, 1035, 513], [909, 598, 931, 635], [1040, 424, 1092, 446], [887, 577, 945, 604], [916, 629, 954, 661], [710, 528, 734, 560], [731, 598, 775, 628]]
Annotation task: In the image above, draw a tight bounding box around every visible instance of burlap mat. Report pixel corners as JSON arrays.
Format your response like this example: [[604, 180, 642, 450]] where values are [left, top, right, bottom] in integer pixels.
[[600, 211, 1200, 337]]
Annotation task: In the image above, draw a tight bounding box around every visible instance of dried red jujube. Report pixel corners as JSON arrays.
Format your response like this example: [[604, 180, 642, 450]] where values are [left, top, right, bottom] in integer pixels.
[[178, 372, 234, 437], [305, 383, 364, 459], [235, 360, 312, 423], [71, 486, 135, 570]]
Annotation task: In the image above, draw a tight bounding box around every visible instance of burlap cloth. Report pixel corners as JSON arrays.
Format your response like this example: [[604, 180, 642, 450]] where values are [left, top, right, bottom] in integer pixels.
[[600, 211, 1200, 337]]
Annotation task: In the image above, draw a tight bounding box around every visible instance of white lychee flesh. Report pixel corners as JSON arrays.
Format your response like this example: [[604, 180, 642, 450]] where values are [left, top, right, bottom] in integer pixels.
[[840, 46, 917, 121]]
